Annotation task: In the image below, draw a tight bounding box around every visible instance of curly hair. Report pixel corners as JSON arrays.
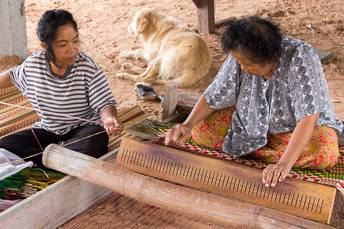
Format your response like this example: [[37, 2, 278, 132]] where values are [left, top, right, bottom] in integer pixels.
[[221, 16, 282, 63]]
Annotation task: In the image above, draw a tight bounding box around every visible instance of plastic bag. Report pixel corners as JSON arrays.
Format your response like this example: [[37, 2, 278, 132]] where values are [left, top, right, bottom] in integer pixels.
[[0, 148, 33, 181]]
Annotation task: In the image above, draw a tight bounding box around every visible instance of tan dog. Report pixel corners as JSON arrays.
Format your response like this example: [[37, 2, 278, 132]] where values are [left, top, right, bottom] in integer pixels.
[[116, 9, 211, 87]]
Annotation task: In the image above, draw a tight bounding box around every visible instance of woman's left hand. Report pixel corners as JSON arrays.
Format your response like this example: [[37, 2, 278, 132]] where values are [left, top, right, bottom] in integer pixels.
[[262, 163, 292, 187], [102, 117, 123, 136]]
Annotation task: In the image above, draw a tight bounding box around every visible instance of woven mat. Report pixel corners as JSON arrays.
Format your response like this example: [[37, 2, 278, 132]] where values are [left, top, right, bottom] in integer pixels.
[[0, 86, 149, 212], [0, 86, 38, 137], [62, 193, 227, 229]]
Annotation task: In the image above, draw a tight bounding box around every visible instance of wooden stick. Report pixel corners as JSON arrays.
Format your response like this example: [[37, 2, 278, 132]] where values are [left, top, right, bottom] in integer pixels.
[[42, 144, 333, 229]]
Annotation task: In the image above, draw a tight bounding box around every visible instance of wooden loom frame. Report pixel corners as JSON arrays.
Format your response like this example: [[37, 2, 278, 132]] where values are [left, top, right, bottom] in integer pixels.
[[44, 142, 340, 228], [1, 133, 342, 229], [0, 134, 342, 228]]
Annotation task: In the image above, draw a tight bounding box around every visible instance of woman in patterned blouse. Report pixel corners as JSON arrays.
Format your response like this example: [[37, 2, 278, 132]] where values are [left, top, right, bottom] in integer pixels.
[[165, 16, 343, 187]]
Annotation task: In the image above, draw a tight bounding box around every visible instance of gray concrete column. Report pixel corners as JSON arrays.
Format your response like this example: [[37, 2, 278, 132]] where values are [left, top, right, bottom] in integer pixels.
[[0, 0, 28, 58]]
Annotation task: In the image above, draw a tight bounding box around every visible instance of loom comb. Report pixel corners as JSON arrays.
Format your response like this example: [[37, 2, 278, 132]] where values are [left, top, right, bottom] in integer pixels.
[[116, 136, 337, 224]]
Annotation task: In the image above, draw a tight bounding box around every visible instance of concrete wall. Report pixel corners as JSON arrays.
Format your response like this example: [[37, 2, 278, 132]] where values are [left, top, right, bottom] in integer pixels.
[[0, 0, 28, 58]]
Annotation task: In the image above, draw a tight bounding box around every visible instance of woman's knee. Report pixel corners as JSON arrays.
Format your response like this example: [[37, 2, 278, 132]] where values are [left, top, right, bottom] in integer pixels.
[[75, 133, 109, 158], [289, 126, 339, 169], [89, 135, 109, 155], [191, 107, 235, 149]]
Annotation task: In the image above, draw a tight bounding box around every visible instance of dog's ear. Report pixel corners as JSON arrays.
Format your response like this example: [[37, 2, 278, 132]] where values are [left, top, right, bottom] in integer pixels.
[[137, 18, 147, 33], [136, 14, 149, 34]]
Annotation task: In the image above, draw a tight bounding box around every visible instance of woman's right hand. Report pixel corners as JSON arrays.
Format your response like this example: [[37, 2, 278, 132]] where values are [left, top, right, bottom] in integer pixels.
[[164, 95, 214, 146], [164, 123, 192, 145]]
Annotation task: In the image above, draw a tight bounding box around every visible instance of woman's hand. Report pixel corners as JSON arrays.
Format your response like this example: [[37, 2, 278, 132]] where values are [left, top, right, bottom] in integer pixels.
[[262, 113, 319, 187], [164, 123, 192, 145], [164, 95, 214, 146], [262, 162, 292, 187], [102, 116, 123, 136], [100, 105, 123, 136]]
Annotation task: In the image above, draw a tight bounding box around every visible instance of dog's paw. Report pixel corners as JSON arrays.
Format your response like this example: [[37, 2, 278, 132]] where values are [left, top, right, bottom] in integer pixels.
[[133, 56, 144, 61], [119, 51, 134, 59], [122, 62, 133, 70], [115, 73, 129, 79]]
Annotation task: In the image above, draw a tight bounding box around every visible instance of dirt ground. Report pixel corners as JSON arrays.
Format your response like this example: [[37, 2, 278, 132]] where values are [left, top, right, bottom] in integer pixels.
[[1, 0, 343, 120]]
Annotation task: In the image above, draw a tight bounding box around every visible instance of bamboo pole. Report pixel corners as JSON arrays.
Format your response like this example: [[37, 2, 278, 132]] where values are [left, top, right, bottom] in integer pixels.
[[42, 144, 332, 229]]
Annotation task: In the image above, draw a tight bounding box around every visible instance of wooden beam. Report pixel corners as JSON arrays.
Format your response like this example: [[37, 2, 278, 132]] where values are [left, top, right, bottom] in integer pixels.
[[41, 144, 333, 228], [176, 92, 200, 113], [161, 83, 177, 120], [192, 0, 215, 34], [191, 0, 235, 34], [191, 0, 202, 8]]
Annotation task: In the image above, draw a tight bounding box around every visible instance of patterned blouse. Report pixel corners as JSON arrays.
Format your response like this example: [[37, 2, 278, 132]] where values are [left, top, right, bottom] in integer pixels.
[[204, 37, 344, 157]]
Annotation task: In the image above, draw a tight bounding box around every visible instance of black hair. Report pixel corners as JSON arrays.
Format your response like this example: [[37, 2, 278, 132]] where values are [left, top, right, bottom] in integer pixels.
[[221, 16, 282, 63], [37, 9, 78, 62]]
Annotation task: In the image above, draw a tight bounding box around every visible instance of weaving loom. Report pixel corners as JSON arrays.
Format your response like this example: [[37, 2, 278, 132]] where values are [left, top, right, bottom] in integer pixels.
[[116, 137, 336, 223], [1, 86, 343, 228], [120, 120, 343, 225], [43, 119, 342, 228]]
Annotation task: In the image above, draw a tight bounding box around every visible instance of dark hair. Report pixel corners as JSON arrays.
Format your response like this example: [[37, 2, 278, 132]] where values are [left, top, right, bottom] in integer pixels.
[[221, 16, 282, 63], [37, 9, 78, 60]]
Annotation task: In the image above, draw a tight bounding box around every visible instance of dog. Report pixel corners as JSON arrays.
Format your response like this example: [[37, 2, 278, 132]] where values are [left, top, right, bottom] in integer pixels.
[[115, 9, 211, 88]]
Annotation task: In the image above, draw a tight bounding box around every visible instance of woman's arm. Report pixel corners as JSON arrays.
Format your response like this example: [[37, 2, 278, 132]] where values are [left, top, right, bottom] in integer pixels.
[[183, 95, 215, 128], [164, 54, 240, 145], [262, 113, 319, 187], [0, 70, 14, 89], [164, 95, 215, 145], [100, 105, 123, 136]]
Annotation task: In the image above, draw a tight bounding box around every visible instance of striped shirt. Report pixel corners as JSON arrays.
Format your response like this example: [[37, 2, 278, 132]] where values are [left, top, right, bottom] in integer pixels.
[[10, 51, 116, 135]]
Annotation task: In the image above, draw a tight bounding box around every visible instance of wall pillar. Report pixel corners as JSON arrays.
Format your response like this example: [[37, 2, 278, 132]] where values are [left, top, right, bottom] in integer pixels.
[[0, 0, 28, 58]]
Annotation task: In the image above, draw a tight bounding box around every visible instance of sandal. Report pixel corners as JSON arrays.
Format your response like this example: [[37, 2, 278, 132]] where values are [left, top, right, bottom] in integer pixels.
[[135, 83, 160, 101]]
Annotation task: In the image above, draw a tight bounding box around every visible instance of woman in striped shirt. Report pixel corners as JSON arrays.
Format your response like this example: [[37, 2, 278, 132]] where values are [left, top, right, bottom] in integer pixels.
[[0, 9, 122, 166]]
